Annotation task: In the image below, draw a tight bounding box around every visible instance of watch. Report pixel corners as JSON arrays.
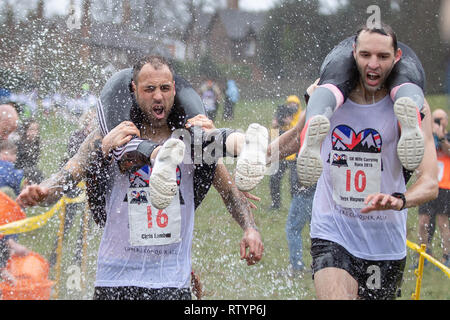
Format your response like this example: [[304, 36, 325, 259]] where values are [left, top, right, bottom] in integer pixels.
[[391, 192, 406, 210]]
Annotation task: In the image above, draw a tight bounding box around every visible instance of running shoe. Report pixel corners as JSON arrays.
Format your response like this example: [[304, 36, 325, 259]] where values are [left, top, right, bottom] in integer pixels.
[[235, 123, 269, 191], [394, 97, 424, 171], [296, 115, 330, 186], [149, 138, 185, 209]]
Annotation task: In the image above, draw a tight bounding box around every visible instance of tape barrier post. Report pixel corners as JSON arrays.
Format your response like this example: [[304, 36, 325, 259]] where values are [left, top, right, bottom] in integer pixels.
[[51, 200, 67, 300], [407, 239, 450, 300], [80, 202, 90, 294], [413, 244, 426, 300]]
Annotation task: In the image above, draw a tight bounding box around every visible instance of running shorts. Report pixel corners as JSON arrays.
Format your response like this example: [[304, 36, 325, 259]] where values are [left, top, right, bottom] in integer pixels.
[[310, 238, 406, 300]]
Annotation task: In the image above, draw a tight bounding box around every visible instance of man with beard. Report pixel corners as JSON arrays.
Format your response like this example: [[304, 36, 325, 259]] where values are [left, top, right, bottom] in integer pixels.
[[16, 55, 264, 300]]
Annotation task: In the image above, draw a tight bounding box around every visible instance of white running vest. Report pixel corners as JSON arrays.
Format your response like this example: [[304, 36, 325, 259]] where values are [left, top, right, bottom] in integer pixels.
[[311, 95, 408, 261], [95, 159, 195, 289]]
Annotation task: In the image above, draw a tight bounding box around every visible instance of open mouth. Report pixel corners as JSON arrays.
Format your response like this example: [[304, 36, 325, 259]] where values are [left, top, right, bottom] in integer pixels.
[[152, 105, 165, 119], [366, 71, 381, 87]]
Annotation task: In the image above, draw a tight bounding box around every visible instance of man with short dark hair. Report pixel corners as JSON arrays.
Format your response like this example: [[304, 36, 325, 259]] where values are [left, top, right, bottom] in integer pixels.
[[16, 55, 264, 300], [264, 26, 438, 300], [309, 27, 438, 300]]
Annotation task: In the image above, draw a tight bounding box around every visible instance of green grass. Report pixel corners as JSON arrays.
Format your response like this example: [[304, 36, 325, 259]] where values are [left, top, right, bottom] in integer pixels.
[[15, 96, 450, 300]]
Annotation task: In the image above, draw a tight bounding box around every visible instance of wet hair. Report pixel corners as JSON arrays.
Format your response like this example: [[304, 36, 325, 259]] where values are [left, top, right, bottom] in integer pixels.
[[354, 23, 398, 52], [129, 55, 184, 130], [132, 55, 174, 85]]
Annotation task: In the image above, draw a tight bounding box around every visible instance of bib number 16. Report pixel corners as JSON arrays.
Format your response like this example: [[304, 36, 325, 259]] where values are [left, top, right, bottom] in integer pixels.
[[147, 207, 169, 229]]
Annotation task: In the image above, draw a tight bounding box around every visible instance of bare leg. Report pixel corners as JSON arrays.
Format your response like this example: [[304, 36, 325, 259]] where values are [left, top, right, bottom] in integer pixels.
[[314, 267, 359, 300]]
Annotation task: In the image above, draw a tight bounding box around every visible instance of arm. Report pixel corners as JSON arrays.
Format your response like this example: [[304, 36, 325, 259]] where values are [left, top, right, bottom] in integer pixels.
[[16, 127, 105, 208], [212, 163, 264, 265], [361, 99, 439, 213], [268, 110, 305, 162]]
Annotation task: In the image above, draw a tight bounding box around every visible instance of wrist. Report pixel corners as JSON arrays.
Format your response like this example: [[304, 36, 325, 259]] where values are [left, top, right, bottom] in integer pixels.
[[244, 225, 259, 233], [391, 192, 406, 210]]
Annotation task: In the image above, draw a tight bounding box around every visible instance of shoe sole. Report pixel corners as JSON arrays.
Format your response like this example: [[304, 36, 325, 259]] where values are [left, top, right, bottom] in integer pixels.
[[149, 139, 185, 209], [296, 115, 330, 187], [394, 97, 424, 171], [235, 123, 268, 191]]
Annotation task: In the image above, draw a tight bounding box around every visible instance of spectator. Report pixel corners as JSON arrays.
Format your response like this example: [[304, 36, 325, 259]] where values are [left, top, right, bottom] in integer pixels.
[[199, 78, 222, 121], [269, 95, 302, 210], [223, 80, 239, 120], [0, 140, 27, 199], [417, 108, 450, 267], [0, 104, 19, 142], [15, 118, 43, 184]]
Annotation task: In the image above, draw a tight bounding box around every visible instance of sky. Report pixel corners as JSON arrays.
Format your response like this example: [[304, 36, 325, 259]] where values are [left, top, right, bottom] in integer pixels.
[[41, 0, 342, 16]]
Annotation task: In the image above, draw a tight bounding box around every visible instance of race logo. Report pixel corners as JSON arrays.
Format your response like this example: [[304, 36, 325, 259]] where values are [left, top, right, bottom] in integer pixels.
[[125, 165, 183, 204], [129, 165, 150, 188], [129, 190, 148, 204], [331, 153, 348, 167], [332, 125, 382, 153]]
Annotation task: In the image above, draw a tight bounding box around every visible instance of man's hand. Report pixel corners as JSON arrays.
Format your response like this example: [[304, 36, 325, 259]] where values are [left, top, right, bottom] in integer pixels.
[[185, 114, 215, 132], [102, 121, 140, 157], [361, 193, 404, 213], [240, 227, 264, 266], [16, 184, 50, 208]]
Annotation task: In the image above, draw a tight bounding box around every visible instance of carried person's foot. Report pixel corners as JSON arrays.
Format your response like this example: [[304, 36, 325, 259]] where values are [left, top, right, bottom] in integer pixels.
[[235, 123, 269, 191], [149, 138, 185, 209], [394, 97, 425, 171], [296, 115, 330, 186]]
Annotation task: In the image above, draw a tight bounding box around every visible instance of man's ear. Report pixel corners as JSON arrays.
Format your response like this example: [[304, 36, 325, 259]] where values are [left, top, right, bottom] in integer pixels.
[[394, 48, 402, 64], [173, 81, 176, 96], [131, 80, 136, 92], [352, 42, 357, 59]]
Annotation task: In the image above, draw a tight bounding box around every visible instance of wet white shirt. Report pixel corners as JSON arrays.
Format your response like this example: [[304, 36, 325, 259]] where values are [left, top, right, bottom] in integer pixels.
[[311, 95, 408, 261]]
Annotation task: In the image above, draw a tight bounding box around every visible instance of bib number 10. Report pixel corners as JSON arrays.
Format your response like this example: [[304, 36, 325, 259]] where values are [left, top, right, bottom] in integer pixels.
[[346, 169, 366, 193], [147, 207, 169, 229]]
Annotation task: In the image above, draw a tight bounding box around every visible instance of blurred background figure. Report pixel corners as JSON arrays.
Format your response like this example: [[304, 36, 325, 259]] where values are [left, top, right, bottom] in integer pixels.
[[223, 79, 239, 120], [269, 95, 302, 210], [49, 108, 97, 268], [441, 0, 450, 108], [416, 109, 450, 268], [199, 78, 222, 121], [0, 104, 19, 142], [0, 140, 27, 199], [15, 117, 43, 185]]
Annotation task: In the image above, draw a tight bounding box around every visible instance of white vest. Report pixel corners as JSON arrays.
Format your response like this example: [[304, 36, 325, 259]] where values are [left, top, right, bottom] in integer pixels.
[[95, 160, 195, 289], [311, 95, 407, 261]]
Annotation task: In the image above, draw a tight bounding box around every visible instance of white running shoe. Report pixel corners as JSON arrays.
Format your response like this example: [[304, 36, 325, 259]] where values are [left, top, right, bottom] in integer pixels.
[[235, 123, 269, 191], [394, 97, 424, 171], [149, 138, 185, 209], [296, 115, 330, 187]]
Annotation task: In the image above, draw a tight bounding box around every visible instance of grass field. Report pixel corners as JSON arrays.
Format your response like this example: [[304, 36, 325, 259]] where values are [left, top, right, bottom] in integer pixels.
[[16, 94, 450, 300]]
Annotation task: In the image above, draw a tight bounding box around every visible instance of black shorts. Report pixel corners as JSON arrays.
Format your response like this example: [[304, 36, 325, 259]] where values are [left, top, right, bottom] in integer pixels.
[[418, 188, 450, 216], [93, 286, 192, 300], [310, 238, 406, 300]]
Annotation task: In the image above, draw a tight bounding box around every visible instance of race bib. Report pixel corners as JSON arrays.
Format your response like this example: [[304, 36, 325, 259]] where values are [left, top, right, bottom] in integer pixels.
[[127, 187, 181, 246], [330, 151, 381, 208]]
